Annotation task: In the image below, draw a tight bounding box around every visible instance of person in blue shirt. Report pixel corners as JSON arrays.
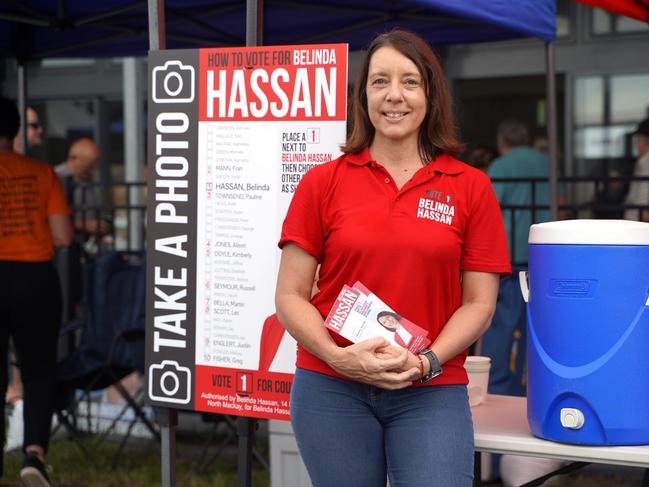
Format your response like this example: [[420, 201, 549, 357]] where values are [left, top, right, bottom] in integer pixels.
[[482, 119, 560, 484], [487, 119, 550, 265], [483, 118, 551, 396]]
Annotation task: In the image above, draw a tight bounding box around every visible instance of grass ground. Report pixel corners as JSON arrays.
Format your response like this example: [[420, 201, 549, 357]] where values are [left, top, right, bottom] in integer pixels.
[[1, 433, 270, 487], [3, 432, 645, 486]]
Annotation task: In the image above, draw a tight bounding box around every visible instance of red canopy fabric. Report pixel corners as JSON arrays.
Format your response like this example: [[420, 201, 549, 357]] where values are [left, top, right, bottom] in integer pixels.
[[577, 0, 649, 23]]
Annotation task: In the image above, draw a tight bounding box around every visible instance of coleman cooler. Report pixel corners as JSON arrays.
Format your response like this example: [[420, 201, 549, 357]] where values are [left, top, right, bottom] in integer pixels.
[[520, 219, 649, 445]]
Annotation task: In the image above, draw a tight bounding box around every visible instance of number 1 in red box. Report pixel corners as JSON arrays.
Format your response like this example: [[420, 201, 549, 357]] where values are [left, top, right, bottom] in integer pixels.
[[236, 371, 254, 396]]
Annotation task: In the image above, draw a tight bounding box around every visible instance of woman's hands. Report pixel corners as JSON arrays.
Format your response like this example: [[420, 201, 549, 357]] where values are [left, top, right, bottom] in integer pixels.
[[326, 338, 421, 389]]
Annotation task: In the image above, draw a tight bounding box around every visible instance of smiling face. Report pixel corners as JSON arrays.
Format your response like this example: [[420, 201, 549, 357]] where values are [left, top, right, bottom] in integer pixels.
[[378, 314, 400, 332], [366, 46, 427, 148]]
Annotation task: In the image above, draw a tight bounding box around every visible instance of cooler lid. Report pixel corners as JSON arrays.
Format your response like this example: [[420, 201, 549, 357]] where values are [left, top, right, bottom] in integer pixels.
[[529, 220, 649, 245]]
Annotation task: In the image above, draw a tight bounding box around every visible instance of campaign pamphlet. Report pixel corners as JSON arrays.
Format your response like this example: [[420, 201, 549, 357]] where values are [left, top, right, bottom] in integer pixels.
[[324, 282, 431, 353]]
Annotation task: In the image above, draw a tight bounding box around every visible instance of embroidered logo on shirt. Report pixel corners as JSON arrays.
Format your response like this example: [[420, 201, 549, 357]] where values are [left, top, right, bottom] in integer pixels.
[[417, 190, 455, 225]]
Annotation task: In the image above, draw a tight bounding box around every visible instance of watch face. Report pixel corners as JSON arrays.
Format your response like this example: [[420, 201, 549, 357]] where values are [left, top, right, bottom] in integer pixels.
[[430, 368, 442, 379]]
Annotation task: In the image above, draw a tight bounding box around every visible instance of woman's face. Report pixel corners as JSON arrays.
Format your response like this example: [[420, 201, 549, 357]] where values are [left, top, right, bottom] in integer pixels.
[[378, 314, 399, 331], [366, 46, 427, 147]]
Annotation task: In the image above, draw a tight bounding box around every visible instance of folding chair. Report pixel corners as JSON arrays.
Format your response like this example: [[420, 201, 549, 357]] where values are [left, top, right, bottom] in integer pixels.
[[55, 250, 159, 466]]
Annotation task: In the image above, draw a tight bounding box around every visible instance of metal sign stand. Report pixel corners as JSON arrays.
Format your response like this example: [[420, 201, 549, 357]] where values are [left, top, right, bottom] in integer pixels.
[[155, 407, 178, 487], [237, 418, 256, 487]]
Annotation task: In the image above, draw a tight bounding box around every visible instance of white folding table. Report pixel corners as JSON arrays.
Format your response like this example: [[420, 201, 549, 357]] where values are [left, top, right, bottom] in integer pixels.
[[472, 395, 649, 486]]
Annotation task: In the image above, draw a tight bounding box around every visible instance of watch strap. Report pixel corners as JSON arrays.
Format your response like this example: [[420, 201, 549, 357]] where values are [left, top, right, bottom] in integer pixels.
[[419, 349, 443, 383]]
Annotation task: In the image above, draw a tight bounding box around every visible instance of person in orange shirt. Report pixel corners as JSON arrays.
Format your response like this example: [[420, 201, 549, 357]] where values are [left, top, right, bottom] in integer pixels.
[[0, 97, 73, 487], [6, 105, 45, 409]]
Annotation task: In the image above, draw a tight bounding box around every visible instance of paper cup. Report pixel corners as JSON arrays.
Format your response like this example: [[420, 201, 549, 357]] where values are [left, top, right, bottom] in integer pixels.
[[464, 356, 491, 407]]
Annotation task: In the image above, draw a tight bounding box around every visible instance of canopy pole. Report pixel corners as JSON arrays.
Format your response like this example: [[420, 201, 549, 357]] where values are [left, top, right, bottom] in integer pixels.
[[545, 41, 558, 221], [93, 96, 113, 214], [246, 0, 263, 47], [16, 62, 27, 154], [123, 57, 145, 251], [148, 0, 166, 50], [148, 3, 174, 487]]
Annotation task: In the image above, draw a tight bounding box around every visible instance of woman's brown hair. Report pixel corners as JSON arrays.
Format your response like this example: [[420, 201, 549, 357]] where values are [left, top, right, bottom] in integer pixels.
[[341, 29, 464, 161]]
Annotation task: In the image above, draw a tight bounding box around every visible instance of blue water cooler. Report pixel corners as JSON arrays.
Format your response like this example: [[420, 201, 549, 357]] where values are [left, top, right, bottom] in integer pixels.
[[521, 220, 649, 445]]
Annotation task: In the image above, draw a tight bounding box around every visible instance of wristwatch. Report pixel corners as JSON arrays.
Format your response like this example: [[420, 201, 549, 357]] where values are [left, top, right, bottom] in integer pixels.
[[419, 349, 443, 383]]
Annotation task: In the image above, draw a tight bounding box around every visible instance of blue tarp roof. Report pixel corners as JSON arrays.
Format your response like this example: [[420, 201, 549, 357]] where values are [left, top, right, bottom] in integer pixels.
[[0, 1, 555, 60]]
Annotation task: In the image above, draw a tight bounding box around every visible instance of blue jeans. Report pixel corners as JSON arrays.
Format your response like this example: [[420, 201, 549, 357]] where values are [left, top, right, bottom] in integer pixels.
[[290, 368, 474, 487]]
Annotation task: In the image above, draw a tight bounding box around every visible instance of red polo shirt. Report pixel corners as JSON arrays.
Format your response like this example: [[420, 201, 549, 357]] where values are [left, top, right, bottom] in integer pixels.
[[279, 147, 511, 386]]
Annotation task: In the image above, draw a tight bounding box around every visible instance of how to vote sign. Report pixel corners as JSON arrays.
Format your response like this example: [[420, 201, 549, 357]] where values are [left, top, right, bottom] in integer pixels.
[[146, 44, 348, 420]]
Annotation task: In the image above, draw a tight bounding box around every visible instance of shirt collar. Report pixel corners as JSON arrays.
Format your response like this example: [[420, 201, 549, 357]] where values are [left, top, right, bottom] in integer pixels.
[[345, 147, 373, 166], [430, 154, 465, 175], [345, 147, 464, 175]]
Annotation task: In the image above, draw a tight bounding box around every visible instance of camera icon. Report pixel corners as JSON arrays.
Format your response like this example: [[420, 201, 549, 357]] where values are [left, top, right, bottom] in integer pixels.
[[152, 60, 195, 103], [148, 360, 191, 404]]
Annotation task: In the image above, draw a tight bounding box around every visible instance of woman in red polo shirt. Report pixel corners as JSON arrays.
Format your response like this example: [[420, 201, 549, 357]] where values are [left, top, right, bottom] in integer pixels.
[[276, 30, 510, 486]]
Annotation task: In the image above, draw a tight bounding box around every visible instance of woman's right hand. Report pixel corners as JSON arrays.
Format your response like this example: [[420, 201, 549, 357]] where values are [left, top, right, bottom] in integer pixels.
[[327, 337, 419, 389]]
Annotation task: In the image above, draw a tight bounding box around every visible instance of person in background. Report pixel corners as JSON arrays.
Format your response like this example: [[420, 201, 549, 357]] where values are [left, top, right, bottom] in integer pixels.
[[488, 119, 550, 267], [6, 106, 44, 410], [275, 30, 510, 486], [0, 96, 73, 487], [483, 119, 560, 486], [52, 138, 107, 330], [483, 118, 555, 393], [623, 118, 649, 222], [55, 137, 111, 240], [467, 144, 498, 173], [55, 138, 119, 399], [12, 107, 44, 154], [532, 134, 548, 155]]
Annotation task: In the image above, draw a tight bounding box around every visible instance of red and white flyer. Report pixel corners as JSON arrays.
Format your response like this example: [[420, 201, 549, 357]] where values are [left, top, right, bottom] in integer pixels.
[[324, 282, 431, 353]]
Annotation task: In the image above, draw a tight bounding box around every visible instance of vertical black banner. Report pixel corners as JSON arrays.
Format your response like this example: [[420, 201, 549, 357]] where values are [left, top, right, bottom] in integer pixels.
[[145, 49, 199, 409]]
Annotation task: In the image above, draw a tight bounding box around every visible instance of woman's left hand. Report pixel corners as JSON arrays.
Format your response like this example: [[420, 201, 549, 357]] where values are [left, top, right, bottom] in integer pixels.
[[375, 345, 422, 378], [326, 338, 417, 389]]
